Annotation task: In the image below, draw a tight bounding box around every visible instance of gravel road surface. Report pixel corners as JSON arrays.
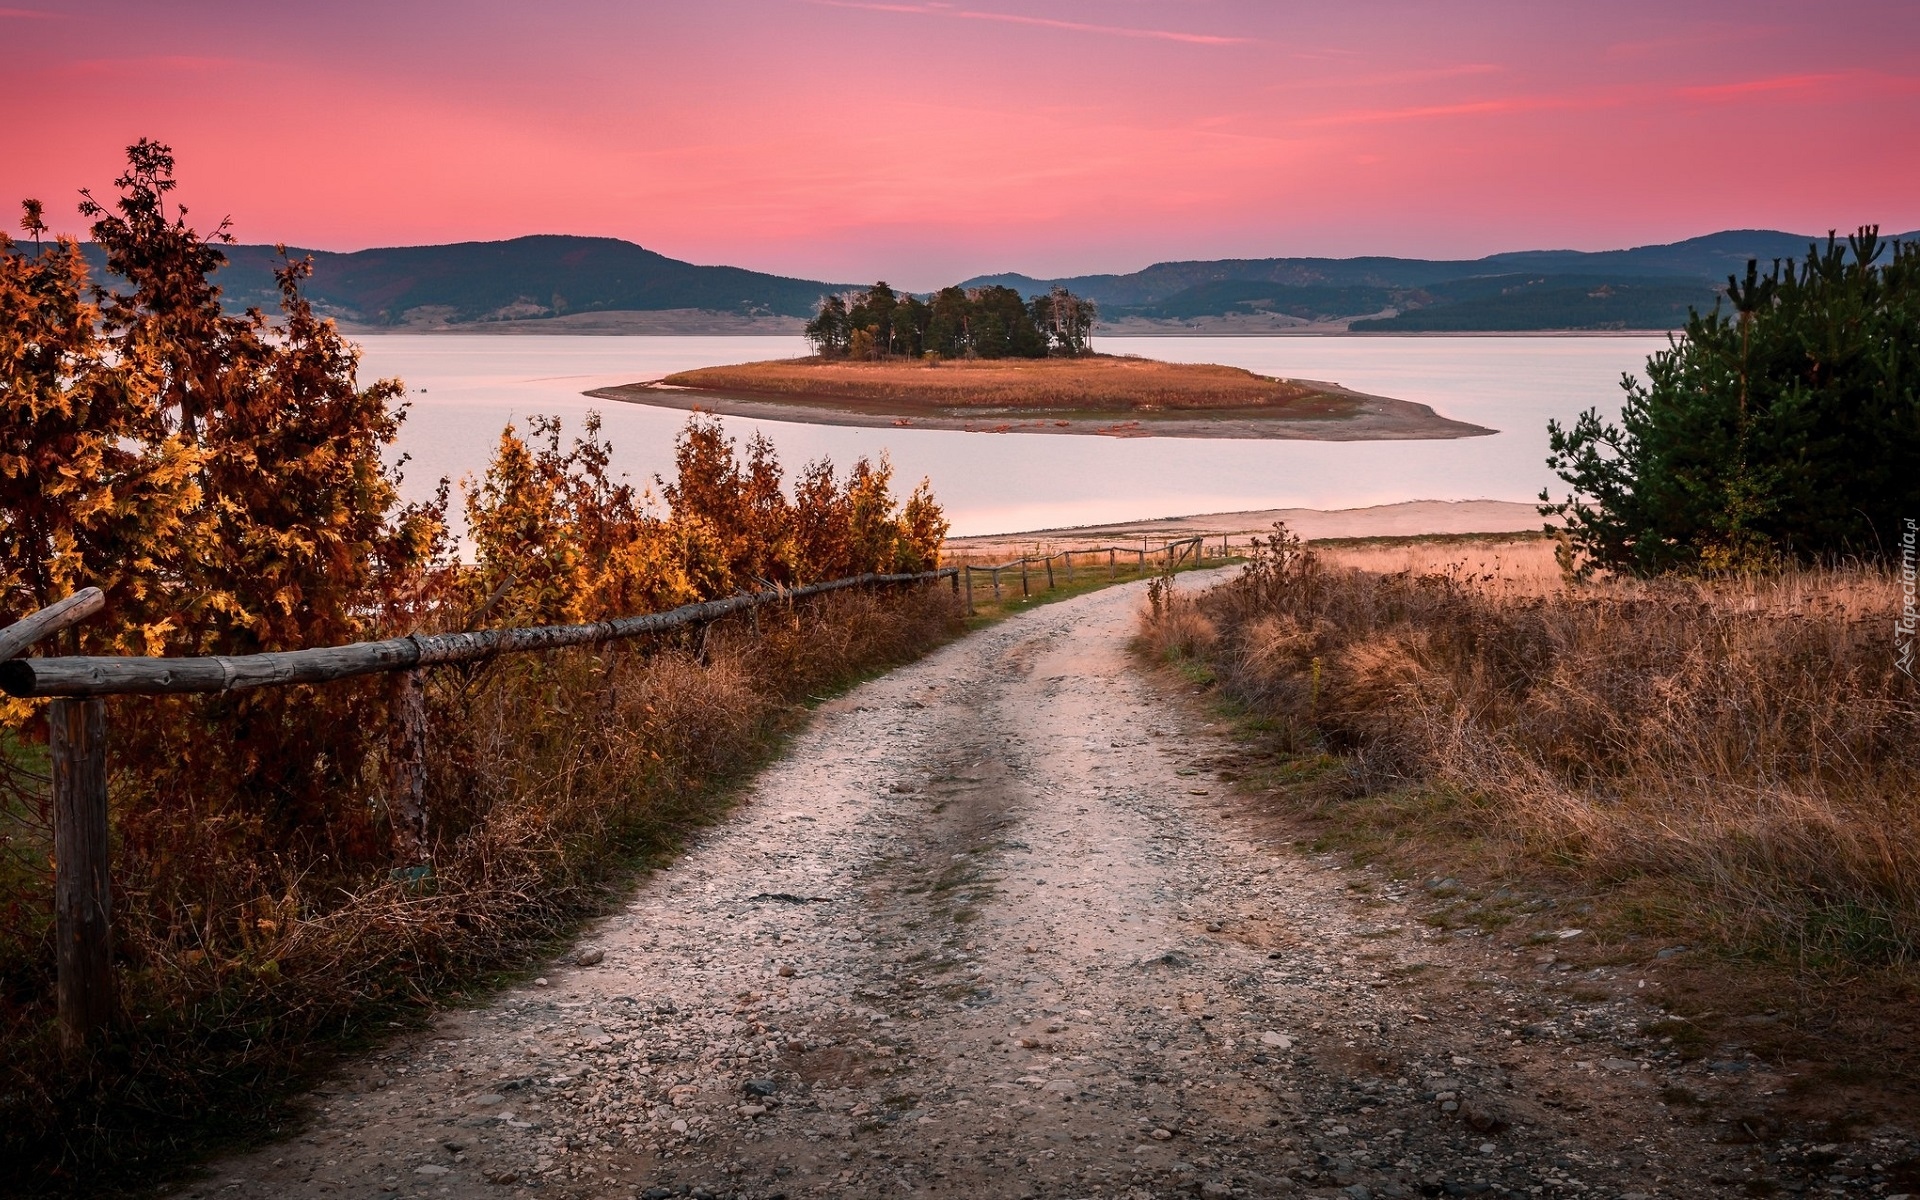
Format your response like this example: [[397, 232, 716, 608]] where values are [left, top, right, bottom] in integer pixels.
[[176, 572, 1911, 1200]]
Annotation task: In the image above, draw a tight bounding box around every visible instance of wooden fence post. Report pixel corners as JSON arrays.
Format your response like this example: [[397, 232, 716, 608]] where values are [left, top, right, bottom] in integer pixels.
[[1064, 551, 1074, 583], [1020, 558, 1029, 597], [1045, 554, 1055, 590], [51, 696, 111, 1054], [387, 668, 430, 863], [991, 568, 1001, 600], [961, 566, 975, 615], [1108, 549, 1116, 580]]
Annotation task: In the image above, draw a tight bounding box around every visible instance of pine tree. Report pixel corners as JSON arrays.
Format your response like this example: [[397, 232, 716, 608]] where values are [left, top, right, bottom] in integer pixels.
[[1543, 228, 1920, 572]]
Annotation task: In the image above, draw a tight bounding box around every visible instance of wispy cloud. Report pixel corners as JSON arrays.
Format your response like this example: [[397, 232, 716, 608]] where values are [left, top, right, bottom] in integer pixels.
[[53, 54, 241, 78], [1604, 24, 1781, 61], [1679, 73, 1844, 101], [1298, 95, 1594, 127], [1265, 62, 1504, 92], [810, 1, 1250, 46]]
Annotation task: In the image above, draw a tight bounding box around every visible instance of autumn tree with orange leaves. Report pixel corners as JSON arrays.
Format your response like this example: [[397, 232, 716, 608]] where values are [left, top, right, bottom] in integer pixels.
[[2, 139, 947, 867]]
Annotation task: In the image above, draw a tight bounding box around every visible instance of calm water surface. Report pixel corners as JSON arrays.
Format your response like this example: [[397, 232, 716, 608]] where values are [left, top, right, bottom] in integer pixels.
[[354, 335, 1665, 537]]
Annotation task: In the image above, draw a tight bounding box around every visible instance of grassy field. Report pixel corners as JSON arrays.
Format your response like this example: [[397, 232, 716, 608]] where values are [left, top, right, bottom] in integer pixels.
[[660, 354, 1362, 414], [1139, 534, 1920, 1121], [1147, 534, 1919, 962]]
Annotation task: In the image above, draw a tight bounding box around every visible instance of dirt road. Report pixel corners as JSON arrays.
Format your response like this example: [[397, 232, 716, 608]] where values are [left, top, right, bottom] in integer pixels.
[[176, 573, 1899, 1200]]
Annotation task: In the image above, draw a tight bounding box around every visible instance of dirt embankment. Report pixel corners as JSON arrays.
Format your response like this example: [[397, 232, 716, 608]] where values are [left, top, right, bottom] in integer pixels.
[[591, 355, 1493, 441], [168, 572, 1908, 1200]]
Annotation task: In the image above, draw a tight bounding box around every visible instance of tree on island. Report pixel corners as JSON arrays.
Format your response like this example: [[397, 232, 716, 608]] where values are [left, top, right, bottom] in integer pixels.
[[1542, 227, 1920, 573], [805, 281, 1096, 359]]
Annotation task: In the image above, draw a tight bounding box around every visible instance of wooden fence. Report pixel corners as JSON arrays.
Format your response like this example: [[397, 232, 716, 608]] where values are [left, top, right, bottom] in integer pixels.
[[0, 569, 956, 1053], [955, 535, 1221, 614]]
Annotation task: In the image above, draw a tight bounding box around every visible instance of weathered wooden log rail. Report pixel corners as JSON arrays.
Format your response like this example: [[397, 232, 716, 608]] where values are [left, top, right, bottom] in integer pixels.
[[0, 569, 955, 1052], [955, 536, 1219, 613], [0, 571, 955, 698]]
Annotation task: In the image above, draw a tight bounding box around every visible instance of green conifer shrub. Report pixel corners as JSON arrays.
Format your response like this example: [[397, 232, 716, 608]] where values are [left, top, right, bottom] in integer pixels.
[[1542, 228, 1919, 573]]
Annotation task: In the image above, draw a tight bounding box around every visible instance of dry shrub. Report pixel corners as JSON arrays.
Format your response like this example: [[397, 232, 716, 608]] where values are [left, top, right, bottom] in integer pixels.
[[1, 583, 958, 1191], [1159, 526, 1920, 966], [1136, 575, 1219, 664]]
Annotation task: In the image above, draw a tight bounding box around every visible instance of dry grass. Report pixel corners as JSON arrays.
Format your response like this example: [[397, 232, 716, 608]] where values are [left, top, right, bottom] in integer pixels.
[[660, 354, 1359, 415], [1141, 532, 1920, 967], [0, 585, 960, 1195]]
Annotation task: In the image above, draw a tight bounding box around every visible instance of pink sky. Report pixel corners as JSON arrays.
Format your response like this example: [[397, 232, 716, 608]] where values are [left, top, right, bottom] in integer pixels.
[[4, 1, 1918, 289]]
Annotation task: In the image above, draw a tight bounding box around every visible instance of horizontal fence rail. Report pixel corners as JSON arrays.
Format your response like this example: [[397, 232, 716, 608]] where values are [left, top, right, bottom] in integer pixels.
[[953, 536, 1218, 613], [0, 566, 955, 1053], [0, 571, 955, 699]]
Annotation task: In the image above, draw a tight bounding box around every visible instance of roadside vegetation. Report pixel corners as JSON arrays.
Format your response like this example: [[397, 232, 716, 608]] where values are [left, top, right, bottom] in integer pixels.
[[0, 143, 960, 1193], [1144, 530, 1916, 966]]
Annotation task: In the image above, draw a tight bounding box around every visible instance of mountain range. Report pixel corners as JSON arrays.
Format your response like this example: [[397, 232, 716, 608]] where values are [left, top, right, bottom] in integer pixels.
[[78, 228, 1916, 333], [959, 230, 1917, 332], [78, 235, 847, 328]]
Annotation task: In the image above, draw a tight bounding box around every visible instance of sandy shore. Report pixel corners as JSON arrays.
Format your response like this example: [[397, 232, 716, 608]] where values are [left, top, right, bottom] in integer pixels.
[[946, 498, 1547, 556]]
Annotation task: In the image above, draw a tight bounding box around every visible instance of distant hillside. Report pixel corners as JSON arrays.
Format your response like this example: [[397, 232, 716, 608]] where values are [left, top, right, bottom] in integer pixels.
[[70, 228, 1920, 333], [78, 235, 849, 328], [1349, 277, 1714, 333], [966, 230, 1920, 332]]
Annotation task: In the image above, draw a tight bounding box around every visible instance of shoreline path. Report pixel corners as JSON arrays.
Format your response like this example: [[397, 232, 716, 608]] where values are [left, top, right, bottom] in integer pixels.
[[181, 571, 1798, 1200]]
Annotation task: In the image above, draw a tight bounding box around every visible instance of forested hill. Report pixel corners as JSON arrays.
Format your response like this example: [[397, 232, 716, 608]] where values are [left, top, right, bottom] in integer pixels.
[[77, 235, 849, 328], [963, 229, 1920, 331], [72, 228, 1920, 332]]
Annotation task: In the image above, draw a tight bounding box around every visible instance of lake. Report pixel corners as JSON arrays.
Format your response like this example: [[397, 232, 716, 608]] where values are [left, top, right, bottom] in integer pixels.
[[354, 335, 1667, 537]]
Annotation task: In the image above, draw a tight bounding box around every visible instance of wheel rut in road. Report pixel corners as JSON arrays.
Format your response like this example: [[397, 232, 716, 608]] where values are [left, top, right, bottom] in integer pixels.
[[179, 571, 1834, 1200]]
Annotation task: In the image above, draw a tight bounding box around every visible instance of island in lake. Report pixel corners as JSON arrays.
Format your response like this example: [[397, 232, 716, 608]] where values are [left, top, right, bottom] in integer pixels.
[[588, 354, 1494, 441]]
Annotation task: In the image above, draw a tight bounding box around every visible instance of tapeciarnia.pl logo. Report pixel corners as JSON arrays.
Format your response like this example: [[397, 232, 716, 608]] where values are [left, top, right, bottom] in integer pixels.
[[1899, 517, 1917, 679]]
